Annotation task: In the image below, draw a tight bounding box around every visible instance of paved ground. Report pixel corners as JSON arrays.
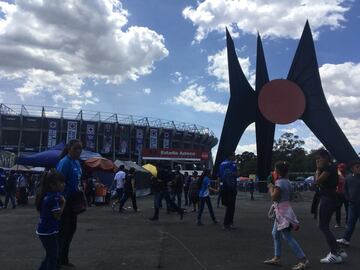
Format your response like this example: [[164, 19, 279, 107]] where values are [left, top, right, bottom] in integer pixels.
[[0, 192, 359, 270]]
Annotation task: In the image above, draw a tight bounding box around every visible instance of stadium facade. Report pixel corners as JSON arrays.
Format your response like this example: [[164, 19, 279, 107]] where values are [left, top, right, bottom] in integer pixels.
[[0, 104, 218, 170]]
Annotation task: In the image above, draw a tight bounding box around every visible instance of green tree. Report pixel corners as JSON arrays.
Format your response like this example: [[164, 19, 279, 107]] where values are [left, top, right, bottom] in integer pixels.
[[272, 132, 307, 172], [236, 151, 257, 175]]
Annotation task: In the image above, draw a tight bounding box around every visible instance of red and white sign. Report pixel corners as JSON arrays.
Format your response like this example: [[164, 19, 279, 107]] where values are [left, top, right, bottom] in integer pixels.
[[142, 148, 209, 161]]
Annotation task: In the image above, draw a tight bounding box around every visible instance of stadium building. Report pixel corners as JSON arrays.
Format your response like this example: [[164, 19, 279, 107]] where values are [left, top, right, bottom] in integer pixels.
[[0, 104, 218, 170]]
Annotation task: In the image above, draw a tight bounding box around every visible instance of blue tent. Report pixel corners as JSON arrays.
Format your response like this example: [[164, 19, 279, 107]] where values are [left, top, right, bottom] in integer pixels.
[[16, 143, 101, 168]]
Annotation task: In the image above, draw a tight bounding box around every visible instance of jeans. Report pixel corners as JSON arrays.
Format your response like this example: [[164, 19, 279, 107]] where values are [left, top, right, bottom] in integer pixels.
[[319, 195, 339, 254], [343, 202, 360, 241], [223, 191, 236, 226], [197, 196, 216, 223], [272, 222, 305, 258], [152, 190, 182, 219], [335, 193, 348, 225], [58, 212, 77, 265], [184, 188, 189, 205], [119, 190, 137, 212], [38, 234, 59, 270], [176, 192, 182, 208], [4, 191, 16, 208], [217, 192, 222, 207], [115, 188, 124, 202]]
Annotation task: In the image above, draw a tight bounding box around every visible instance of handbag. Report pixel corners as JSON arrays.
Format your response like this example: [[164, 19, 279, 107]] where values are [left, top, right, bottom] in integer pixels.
[[70, 191, 87, 215]]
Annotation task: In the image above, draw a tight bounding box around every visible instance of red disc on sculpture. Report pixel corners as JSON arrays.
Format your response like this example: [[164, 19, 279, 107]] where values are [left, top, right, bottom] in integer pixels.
[[258, 79, 306, 124]]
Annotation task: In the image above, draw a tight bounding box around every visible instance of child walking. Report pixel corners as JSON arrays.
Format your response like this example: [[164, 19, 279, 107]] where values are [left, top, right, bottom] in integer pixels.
[[197, 170, 218, 225], [35, 170, 66, 270], [264, 161, 309, 270]]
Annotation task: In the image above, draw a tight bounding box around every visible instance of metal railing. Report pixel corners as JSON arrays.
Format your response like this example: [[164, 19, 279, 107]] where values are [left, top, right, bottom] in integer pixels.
[[0, 103, 216, 137]]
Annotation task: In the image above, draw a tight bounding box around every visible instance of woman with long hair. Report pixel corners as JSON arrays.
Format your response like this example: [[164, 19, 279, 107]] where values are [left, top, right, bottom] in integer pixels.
[[264, 161, 309, 270], [56, 139, 83, 268]]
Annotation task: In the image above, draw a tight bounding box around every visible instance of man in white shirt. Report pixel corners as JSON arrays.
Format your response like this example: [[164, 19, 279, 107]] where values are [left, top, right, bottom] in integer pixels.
[[111, 165, 126, 210]]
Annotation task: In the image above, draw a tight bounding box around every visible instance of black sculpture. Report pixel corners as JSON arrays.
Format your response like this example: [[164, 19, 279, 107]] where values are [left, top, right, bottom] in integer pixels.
[[214, 21, 359, 192]]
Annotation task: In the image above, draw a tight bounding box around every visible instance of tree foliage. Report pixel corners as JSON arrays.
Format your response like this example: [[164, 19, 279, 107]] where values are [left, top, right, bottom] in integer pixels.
[[237, 132, 318, 176]]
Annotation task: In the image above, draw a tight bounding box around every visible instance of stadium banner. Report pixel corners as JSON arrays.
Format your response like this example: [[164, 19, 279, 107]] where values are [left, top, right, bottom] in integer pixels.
[[163, 131, 171, 149], [119, 125, 129, 154], [142, 148, 209, 161], [86, 124, 96, 151], [135, 128, 144, 155], [149, 128, 158, 149], [102, 123, 112, 153], [66, 121, 77, 143], [47, 120, 57, 148]]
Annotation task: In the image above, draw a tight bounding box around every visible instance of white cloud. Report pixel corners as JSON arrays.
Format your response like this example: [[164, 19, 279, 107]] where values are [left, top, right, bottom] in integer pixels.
[[0, 0, 169, 107], [236, 143, 257, 154], [208, 48, 255, 91], [183, 0, 350, 43], [143, 88, 152, 95], [280, 128, 298, 134], [320, 62, 360, 119], [170, 71, 183, 84], [246, 123, 255, 133], [335, 117, 360, 147], [172, 84, 227, 114], [303, 134, 323, 151]]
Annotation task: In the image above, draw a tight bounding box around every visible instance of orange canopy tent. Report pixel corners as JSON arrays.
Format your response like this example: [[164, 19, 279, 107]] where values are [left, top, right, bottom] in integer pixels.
[[84, 157, 117, 172]]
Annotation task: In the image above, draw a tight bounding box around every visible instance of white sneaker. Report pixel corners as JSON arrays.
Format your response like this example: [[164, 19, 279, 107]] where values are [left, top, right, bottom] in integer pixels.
[[337, 238, 350, 246], [320, 253, 343, 264]]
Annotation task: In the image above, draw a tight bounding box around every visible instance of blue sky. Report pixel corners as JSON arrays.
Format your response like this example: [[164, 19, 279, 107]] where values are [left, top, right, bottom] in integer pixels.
[[0, 0, 360, 156]]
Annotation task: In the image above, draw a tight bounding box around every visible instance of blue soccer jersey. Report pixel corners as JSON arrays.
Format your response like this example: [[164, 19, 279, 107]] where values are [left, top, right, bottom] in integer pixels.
[[36, 192, 62, 235]]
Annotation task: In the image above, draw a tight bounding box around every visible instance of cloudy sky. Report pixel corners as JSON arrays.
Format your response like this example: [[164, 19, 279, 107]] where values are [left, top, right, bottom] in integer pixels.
[[1, 0, 359, 155]]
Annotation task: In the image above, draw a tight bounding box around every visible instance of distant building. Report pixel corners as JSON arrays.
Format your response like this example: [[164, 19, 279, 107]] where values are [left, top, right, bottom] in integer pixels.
[[0, 104, 218, 170]]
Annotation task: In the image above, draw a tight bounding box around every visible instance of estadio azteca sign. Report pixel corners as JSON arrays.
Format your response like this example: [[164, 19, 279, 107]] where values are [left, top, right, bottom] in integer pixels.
[[142, 148, 209, 161]]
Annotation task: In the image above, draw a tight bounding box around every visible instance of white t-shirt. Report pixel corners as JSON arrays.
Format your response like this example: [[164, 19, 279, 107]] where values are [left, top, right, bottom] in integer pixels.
[[114, 171, 126, 189]]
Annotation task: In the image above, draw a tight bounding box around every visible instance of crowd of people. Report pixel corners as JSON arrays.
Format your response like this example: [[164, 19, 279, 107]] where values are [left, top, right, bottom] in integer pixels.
[[1, 140, 359, 270], [0, 170, 41, 209]]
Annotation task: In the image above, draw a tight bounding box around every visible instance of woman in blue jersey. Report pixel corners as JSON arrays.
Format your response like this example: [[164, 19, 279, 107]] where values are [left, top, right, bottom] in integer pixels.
[[197, 170, 218, 226], [35, 170, 65, 270], [56, 139, 83, 268]]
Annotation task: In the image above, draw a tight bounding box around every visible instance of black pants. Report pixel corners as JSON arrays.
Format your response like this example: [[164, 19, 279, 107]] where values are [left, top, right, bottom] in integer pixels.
[[198, 196, 216, 223], [223, 191, 237, 227], [319, 195, 340, 254], [184, 188, 189, 205], [86, 191, 95, 206], [335, 193, 348, 225], [58, 212, 77, 265], [119, 191, 137, 212], [250, 190, 254, 200], [153, 190, 182, 219], [4, 191, 16, 208], [19, 187, 28, 205], [176, 192, 182, 208], [38, 234, 58, 270]]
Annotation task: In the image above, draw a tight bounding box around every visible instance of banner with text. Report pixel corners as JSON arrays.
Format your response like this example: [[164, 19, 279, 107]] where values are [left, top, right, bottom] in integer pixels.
[[86, 124, 96, 151], [47, 120, 57, 148], [119, 125, 130, 154], [102, 123, 113, 153], [66, 121, 78, 143], [163, 131, 171, 149], [136, 128, 144, 155], [149, 129, 158, 149], [142, 148, 209, 161]]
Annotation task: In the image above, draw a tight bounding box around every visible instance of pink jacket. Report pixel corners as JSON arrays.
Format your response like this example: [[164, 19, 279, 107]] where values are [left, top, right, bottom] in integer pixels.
[[270, 201, 300, 231]]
